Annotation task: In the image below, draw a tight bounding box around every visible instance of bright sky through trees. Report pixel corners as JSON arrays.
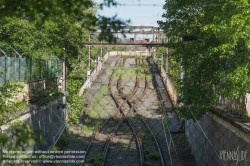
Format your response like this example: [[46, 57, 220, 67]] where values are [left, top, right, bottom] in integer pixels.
[[95, 0, 165, 26]]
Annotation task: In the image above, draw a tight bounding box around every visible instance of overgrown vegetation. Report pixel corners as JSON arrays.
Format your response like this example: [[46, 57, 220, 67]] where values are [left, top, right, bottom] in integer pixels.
[[156, 47, 180, 95], [172, 133, 197, 166], [143, 148, 160, 160], [0, 0, 130, 163], [0, 121, 45, 165], [0, 81, 27, 125], [56, 128, 69, 149], [67, 78, 86, 124], [87, 153, 104, 166], [112, 63, 152, 81], [81, 117, 104, 135], [88, 85, 111, 119], [158, 0, 250, 120]]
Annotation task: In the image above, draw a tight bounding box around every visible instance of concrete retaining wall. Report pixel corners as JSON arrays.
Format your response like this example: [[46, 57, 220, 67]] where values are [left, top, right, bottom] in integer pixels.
[[1, 96, 65, 151], [79, 51, 151, 96], [185, 111, 250, 166]]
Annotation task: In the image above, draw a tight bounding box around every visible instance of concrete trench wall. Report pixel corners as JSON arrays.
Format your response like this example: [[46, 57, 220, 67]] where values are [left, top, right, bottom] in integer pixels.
[[79, 51, 151, 96], [150, 57, 250, 165], [81, 53, 250, 165], [1, 98, 65, 151], [185, 112, 250, 166]]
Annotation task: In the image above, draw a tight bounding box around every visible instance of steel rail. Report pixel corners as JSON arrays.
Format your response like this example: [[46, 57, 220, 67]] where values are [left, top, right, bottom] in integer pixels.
[[82, 58, 123, 166], [101, 57, 145, 166], [141, 118, 165, 166]]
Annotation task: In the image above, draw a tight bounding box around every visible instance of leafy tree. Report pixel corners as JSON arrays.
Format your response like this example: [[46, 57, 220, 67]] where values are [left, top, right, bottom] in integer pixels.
[[0, 17, 51, 58], [0, 1, 131, 160], [158, 0, 250, 119], [0, 0, 130, 42]]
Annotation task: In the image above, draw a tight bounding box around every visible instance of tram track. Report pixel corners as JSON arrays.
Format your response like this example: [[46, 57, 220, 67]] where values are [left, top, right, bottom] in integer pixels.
[[82, 56, 173, 166], [102, 57, 144, 166], [83, 57, 142, 166]]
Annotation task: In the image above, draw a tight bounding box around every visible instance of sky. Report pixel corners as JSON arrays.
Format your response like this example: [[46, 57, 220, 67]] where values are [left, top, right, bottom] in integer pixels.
[[95, 0, 166, 27]]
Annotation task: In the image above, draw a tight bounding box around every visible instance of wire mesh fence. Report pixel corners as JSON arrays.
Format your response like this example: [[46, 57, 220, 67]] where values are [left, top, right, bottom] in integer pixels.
[[59, 52, 250, 166], [53, 52, 197, 166], [0, 47, 62, 85], [1, 47, 250, 166]]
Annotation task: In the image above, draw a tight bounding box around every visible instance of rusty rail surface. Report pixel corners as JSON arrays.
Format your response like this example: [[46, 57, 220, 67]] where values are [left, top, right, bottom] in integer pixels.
[[101, 57, 146, 166], [118, 58, 165, 166], [83, 57, 141, 166], [82, 58, 122, 166], [83, 57, 166, 166], [141, 118, 165, 166]]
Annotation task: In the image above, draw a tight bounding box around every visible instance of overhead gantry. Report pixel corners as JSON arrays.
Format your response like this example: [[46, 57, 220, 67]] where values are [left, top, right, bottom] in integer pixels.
[[84, 26, 169, 79]]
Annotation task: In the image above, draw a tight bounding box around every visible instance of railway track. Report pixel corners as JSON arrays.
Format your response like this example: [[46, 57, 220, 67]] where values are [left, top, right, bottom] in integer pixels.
[[120, 59, 165, 166], [82, 56, 174, 166], [83, 57, 142, 166], [104, 58, 165, 166], [102, 57, 144, 166]]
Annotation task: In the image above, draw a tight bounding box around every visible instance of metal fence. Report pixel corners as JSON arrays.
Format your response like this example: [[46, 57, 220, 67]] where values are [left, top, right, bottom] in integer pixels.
[[0, 56, 62, 85]]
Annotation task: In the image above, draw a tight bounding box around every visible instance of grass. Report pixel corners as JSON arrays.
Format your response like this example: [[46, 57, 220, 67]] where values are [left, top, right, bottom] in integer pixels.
[[56, 128, 69, 149], [88, 85, 112, 119], [142, 161, 151, 166], [143, 148, 160, 160], [108, 63, 152, 82], [81, 117, 104, 135], [87, 153, 104, 166], [172, 133, 197, 166]]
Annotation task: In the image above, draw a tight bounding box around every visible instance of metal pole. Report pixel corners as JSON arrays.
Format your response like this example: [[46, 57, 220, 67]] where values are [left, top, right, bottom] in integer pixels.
[[180, 57, 183, 99], [152, 28, 155, 43], [88, 33, 91, 79], [19, 57, 21, 81], [101, 47, 103, 58], [108, 47, 110, 57], [88, 34, 91, 71], [61, 48, 67, 119], [116, 34, 118, 55], [63, 49, 66, 92], [161, 54, 163, 73], [4, 55, 7, 85], [0, 48, 7, 85], [166, 37, 169, 75]]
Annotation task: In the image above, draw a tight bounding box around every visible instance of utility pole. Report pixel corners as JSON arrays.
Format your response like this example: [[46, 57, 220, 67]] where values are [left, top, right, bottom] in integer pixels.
[[108, 47, 110, 58], [161, 54, 163, 73], [88, 33, 91, 79], [62, 47, 66, 110], [166, 37, 169, 75], [116, 34, 118, 55], [101, 41, 103, 59]]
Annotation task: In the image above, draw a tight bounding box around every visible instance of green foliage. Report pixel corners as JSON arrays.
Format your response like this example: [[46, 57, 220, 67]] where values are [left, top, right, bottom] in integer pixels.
[[81, 119, 103, 135], [143, 148, 160, 160], [0, 0, 130, 42], [88, 85, 111, 119], [0, 0, 131, 163], [0, 121, 44, 165], [87, 153, 104, 166], [112, 64, 151, 81], [159, 0, 250, 119], [142, 161, 152, 166], [156, 47, 180, 94], [29, 85, 62, 105], [56, 128, 69, 149], [66, 78, 85, 124], [0, 81, 27, 125]]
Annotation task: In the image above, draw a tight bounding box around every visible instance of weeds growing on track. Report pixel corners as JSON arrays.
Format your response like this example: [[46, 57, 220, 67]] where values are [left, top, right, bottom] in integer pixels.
[[109, 63, 152, 81], [88, 85, 112, 119], [87, 153, 104, 166], [81, 117, 104, 136], [172, 133, 197, 166]]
